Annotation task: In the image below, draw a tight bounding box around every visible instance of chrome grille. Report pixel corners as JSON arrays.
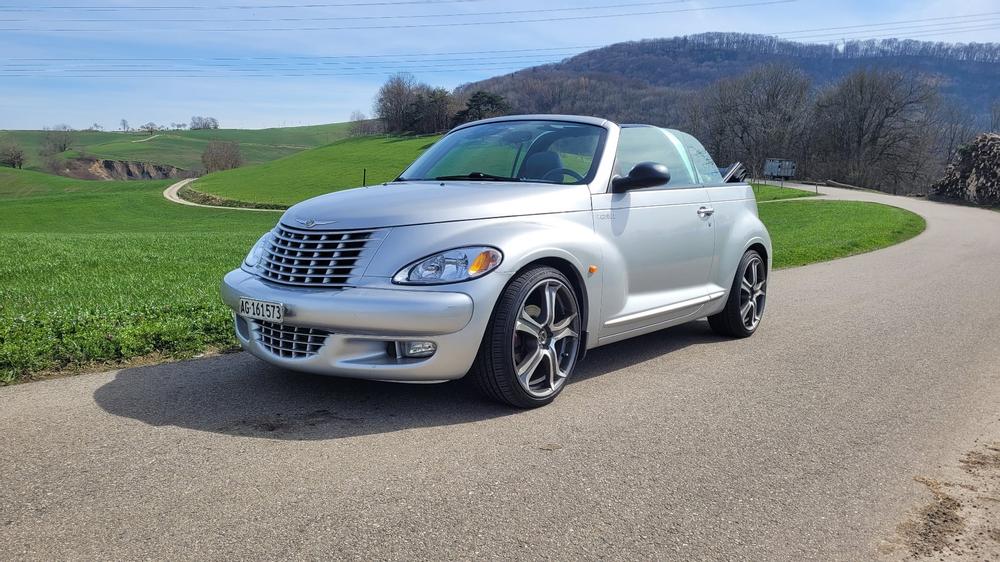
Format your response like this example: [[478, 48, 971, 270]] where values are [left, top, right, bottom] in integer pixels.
[[253, 320, 331, 359], [260, 224, 382, 288]]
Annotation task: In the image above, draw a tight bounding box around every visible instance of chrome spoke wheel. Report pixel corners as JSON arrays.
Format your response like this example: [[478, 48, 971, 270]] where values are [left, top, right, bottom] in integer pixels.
[[511, 278, 581, 398], [738, 255, 766, 331]]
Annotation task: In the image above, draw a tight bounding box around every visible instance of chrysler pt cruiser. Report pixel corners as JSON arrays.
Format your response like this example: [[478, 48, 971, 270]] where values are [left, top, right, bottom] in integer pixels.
[[221, 115, 771, 407]]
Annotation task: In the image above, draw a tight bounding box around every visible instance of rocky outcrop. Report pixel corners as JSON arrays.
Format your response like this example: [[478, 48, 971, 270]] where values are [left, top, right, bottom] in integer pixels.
[[59, 158, 189, 181], [932, 133, 1000, 206]]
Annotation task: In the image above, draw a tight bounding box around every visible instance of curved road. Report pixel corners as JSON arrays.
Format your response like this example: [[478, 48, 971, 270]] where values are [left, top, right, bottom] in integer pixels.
[[3, 186, 999, 560], [163, 178, 282, 212]]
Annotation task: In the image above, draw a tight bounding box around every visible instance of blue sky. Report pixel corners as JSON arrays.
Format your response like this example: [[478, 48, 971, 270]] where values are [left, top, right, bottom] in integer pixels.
[[1, 0, 997, 130]]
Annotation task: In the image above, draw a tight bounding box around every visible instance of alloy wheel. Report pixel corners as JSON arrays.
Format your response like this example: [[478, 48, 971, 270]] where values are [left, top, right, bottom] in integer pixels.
[[511, 278, 581, 398], [739, 255, 767, 331]]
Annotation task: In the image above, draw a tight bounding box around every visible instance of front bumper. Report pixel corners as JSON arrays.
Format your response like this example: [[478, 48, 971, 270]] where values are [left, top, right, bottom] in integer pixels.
[[220, 269, 483, 381]]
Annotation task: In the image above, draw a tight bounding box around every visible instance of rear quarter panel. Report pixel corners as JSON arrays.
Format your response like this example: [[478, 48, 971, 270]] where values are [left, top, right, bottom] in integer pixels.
[[705, 183, 772, 313]]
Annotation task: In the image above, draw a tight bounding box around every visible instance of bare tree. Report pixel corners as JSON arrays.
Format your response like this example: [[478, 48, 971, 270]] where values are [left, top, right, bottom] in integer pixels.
[[374, 74, 459, 134], [810, 68, 938, 193], [190, 116, 220, 130], [139, 122, 159, 135], [201, 141, 243, 173], [375, 73, 418, 133], [707, 64, 812, 177], [933, 100, 978, 163], [87, 123, 104, 132], [0, 143, 25, 169], [348, 110, 366, 137], [348, 110, 384, 136], [120, 119, 130, 132], [40, 126, 72, 155]]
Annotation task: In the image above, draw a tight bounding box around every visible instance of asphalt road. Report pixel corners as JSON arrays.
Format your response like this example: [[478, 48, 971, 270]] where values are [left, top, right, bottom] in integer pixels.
[[3, 186, 999, 560]]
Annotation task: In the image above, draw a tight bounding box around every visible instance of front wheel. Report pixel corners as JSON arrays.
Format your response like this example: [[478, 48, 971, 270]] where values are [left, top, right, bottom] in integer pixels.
[[708, 249, 767, 338], [471, 266, 582, 408]]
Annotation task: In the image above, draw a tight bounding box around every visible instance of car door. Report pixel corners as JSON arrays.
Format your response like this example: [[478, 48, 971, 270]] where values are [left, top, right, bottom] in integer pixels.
[[592, 126, 717, 340]]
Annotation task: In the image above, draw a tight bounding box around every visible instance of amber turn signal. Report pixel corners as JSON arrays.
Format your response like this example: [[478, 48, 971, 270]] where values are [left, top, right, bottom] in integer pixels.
[[468, 249, 502, 275]]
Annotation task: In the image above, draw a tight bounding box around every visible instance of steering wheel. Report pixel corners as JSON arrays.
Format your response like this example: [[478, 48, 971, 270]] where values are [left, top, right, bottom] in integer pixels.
[[541, 168, 585, 183]]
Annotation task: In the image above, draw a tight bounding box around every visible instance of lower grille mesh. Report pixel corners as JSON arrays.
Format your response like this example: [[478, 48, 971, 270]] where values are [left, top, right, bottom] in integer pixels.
[[253, 320, 331, 359]]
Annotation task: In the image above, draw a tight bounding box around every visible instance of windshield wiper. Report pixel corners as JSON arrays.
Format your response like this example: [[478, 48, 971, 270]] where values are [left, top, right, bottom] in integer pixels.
[[434, 172, 521, 182]]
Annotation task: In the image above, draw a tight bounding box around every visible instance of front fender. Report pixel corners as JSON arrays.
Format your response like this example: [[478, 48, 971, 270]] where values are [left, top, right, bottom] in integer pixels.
[[362, 213, 605, 347]]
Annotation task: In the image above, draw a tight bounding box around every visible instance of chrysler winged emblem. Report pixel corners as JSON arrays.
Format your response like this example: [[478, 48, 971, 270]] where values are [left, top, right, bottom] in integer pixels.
[[295, 218, 337, 229]]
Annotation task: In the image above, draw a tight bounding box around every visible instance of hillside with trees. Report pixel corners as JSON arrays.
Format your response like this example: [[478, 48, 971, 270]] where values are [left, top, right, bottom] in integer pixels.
[[449, 32, 999, 196], [461, 33, 1000, 119]]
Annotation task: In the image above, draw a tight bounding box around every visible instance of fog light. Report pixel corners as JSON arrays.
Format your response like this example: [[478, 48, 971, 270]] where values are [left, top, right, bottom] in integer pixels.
[[399, 341, 437, 358]]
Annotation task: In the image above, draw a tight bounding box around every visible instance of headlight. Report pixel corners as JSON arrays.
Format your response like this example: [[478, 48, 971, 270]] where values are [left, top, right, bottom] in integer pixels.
[[393, 246, 502, 285], [243, 232, 272, 270]]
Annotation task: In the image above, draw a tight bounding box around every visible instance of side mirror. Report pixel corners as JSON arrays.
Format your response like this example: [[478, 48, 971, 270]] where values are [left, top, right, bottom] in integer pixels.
[[612, 162, 671, 192]]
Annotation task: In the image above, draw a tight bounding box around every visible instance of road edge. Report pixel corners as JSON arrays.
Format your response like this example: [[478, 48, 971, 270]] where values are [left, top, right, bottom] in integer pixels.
[[162, 179, 283, 212]]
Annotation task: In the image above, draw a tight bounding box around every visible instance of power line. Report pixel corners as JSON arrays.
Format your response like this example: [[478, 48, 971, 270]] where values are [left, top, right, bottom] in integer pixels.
[[8, 11, 996, 61], [771, 10, 1000, 37], [801, 23, 1000, 43], [8, 45, 602, 62], [0, 62, 564, 78], [0, 0, 695, 23], [779, 17, 1000, 41], [1, 55, 579, 70], [0, 56, 570, 73], [0, 53, 576, 75], [0, 0, 797, 32], [0, 0, 486, 12], [3, 8, 997, 80]]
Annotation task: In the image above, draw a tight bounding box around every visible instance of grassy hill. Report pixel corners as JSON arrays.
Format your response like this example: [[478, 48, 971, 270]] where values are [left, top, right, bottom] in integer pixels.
[[192, 134, 440, 207], [0, 122, 351, 172]]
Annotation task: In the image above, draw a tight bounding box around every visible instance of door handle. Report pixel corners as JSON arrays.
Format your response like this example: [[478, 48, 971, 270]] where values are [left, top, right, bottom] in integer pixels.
[[697, 206, 715, 217]]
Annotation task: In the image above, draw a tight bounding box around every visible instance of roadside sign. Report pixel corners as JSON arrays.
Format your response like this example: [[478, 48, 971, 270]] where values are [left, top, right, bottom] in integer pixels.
[[764, 158, 796, 179]]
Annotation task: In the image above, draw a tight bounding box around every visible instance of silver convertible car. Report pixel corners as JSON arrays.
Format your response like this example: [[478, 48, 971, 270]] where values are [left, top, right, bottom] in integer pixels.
[[222, 115, 771, 407]]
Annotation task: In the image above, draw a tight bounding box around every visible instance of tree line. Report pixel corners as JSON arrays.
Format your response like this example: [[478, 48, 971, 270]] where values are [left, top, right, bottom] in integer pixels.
[[683, 64, 991, 194], [454, 63, 994, 194], [356, 73, 511, 136], [0, 117, 240, 174], [119, 116, 221, 134], [666, 33, 1000, 64]]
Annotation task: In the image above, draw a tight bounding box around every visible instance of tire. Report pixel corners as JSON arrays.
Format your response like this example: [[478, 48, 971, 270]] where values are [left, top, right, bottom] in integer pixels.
[[471, 266, 583, 408], [708, 249, 767, 338]]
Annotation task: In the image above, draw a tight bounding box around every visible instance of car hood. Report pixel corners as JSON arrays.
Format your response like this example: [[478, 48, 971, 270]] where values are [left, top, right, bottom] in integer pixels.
[[281, 181, 593, 230]]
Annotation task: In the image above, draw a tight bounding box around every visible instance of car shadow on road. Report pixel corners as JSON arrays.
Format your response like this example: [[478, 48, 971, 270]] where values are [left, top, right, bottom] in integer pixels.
[[93, 321, 725, 441]]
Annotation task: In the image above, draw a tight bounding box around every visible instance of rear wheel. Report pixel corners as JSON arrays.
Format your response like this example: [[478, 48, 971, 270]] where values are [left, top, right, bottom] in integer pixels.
[[471, 266, 582, 408], [708, 249, 767, 338]]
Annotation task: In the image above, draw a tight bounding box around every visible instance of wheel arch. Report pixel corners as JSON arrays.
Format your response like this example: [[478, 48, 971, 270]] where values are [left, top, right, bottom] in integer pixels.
[[747, 242, 769, 272], [510, 255, 591, 357]]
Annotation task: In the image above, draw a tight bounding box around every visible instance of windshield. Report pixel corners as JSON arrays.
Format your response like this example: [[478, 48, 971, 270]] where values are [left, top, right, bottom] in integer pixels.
[[399, 120, 607, 185]]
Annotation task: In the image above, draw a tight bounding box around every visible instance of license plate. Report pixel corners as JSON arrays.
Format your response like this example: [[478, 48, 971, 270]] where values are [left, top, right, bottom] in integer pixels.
[[239, 298, 284, 323]]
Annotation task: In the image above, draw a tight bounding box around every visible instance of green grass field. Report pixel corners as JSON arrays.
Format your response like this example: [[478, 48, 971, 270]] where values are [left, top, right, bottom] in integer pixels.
[[750, 183, 818, 201], [193, 135, 441, 207], [761, 200, 925, 268], [0, 168, 275, 383], [0, 122, 351, 172], [0, 166, 924, 383]]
